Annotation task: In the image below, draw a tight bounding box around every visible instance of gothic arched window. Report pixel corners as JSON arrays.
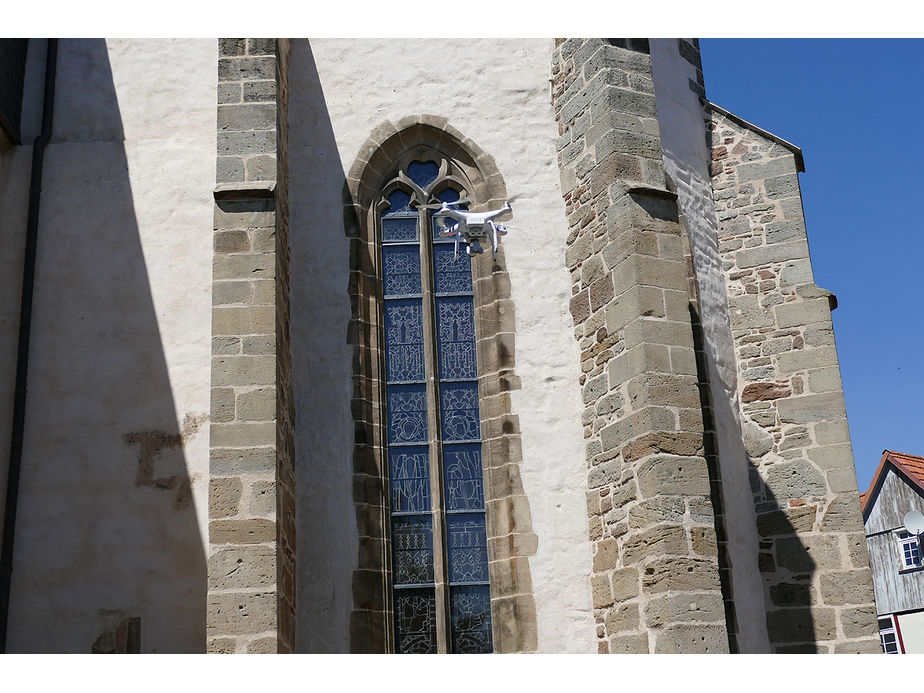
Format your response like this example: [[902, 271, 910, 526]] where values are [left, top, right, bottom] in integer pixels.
[[378, 158, 492, 654]]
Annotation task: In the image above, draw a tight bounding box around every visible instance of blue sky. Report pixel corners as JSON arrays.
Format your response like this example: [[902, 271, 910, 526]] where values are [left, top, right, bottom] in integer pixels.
[[699, 39, 924, 490]]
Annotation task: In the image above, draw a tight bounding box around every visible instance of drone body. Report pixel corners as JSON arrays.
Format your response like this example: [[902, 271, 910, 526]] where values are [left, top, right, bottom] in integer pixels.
[[432, 200, 513, 260]]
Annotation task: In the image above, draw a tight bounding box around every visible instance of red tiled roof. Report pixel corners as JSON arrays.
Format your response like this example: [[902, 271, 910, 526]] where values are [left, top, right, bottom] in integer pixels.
[[860, 450, 924, 517]]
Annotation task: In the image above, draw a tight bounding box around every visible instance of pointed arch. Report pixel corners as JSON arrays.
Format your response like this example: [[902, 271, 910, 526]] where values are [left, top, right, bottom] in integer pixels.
[[343, 116, 537, 653]]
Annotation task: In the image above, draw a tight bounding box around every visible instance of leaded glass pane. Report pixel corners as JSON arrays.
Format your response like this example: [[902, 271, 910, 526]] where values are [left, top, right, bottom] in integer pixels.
[[394, 588, 438, 654], [387, 384, 428, 445], [392, 515, 434, 585], [389, 446, 430, 514], [433, 244, 473, 294], [449, 585, 492, 654], [385, 190, 414, 215], [432, 188, 465, 240], [436, 297, 477, 381], [384, 300, 424, 383], [440, 382, 481, 442], [407, 161, 439, 190], [383, 245, 421, 297], [383, 216, 417, 242], [443, 444, 484, 512], [446, 513, 489, 584]]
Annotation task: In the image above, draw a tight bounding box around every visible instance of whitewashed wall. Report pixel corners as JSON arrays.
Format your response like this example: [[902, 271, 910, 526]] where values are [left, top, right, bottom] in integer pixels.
[[289, 38, 596, 653], [2, 39, 215, 652]]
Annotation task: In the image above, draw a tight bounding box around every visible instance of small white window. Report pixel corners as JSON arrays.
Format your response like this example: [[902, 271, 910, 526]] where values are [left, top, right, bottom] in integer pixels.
[[898, 532, 923, 569], [879, 616, 901, 654]]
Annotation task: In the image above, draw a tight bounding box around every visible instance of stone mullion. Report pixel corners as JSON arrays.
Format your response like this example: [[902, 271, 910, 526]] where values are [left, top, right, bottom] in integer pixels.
[[551, 38, 728, 654], [418, 206, 451, 653]]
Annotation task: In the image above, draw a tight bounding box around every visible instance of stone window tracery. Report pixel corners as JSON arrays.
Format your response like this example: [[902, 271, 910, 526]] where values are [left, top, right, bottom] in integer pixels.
[[379, 158, 492, 654], [346, 119, 536, 655]]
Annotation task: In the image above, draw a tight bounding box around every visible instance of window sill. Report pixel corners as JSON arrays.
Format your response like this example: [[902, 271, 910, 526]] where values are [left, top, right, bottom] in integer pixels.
[[898, 566, 924, 575]]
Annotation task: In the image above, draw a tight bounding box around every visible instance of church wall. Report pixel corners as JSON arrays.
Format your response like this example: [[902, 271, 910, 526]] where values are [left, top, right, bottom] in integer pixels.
[[648, 38, 769, 652], [709, 106, 879, 653], [4, 39, 215, 652], [0, 38, 46, 537], [288, 38, 596, 653], [550, 38, 729, 654]]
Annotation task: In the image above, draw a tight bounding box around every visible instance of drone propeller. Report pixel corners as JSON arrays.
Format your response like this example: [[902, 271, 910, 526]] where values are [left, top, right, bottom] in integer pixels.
[[421, 197, 471, 210]]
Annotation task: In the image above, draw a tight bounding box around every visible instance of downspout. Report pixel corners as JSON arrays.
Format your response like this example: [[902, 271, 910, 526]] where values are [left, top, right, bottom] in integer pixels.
[[0, 37, 58, 653]]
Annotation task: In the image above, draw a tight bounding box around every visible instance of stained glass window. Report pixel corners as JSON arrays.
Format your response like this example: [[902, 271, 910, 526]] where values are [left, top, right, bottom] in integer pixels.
[[380, 160, 492, 654]]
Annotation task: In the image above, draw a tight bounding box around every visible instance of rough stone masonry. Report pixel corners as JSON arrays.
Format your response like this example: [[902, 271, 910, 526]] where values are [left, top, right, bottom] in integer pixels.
[[551, 38, 730, 654]]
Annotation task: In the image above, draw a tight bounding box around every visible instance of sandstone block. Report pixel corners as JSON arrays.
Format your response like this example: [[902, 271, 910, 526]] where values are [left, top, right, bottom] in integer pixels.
[[777, 346, 838, 374], [249, 480, 276, 516], [735, 240, 809, 270], [691, 526, 717, 556], [210, 518, 276, 544], [776, 392, 845, 424], [213, 252, 275, 280], [591, 574, 614, 608], [211, 421, 276, 448], [767, 606, 835, 643], [765, 218, 805, 245], [237, 387, 276, 421], [727, 295, 774, 331], [807, 443, 854, 470], [654, 624, 729, 653], [741, 381, 791, 403], [756, 505, 817, 536], [635, 454, 711, 498], [627, 496, 685, 529], [212, 355, 276, 387], [608, 632, 649, 654], [604, 285, 665, 333], [207, 591, 276, 636], [645, 593, 725, 628], [211, 387, 235, 423], [592, 538, 619, 572], [247, 637, 277, 653], [833, 638, 884, 654], [827, 467, 860, 494], [207, 637, 236, 653], [212, 306, 275, 337], [607, 343, 671, 387], [626, 372, 701, 410], [742, 419, 774, 458], [769, 582, 815, 607], [207, 545, 275, 590], [814, 419, 851, 446], [735, 157, 797, 182], [839, 606, 878, 639], [819, 570, 875, 605], [603, 602, 640, 634], [209, 477, 243, 519], [610, 567, 639, 602], [775, 535, 842, 572], [642, 556, 720, 593], [599, 406, 675, 452], [622, 524, 688, 564], [210, 446, 275, 475], [774, 297, 832, 329], [764, 461, 827, 499]]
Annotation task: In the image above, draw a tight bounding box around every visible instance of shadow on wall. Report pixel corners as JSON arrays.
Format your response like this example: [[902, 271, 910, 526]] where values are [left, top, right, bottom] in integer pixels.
[[696, 322, 818, 652], [7, 39, 206, 652], [287, 39, 359, 653]]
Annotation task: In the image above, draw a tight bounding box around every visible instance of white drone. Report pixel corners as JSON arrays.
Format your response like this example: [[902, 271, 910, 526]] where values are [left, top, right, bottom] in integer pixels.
[[424, 197, 518, 261]]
